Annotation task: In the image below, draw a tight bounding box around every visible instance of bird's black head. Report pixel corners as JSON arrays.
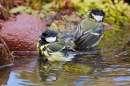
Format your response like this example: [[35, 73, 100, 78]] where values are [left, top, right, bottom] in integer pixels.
[[88, 8, 106, 22], [40, 29, 57, 43], [42, 29, 57, 37]]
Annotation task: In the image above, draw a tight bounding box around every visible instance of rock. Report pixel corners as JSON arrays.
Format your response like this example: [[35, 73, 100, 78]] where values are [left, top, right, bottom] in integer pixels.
[[0, 14, 47, 51], [0, 37, 13, 67]]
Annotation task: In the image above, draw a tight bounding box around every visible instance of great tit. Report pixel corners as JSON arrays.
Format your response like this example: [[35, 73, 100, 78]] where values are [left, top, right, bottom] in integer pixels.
[[36, 29, 58, 57], [72, 8, 108, 49], [37, 29, 76, 61]]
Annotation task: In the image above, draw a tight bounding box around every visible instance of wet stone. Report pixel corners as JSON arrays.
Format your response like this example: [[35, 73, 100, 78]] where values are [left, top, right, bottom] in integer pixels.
[[0, 14, 47, 51]]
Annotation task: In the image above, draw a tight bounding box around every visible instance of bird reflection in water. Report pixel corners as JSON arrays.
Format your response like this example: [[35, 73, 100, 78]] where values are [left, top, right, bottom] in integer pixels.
[[37, 53, 104, 85], [37, 58, 66, 84]]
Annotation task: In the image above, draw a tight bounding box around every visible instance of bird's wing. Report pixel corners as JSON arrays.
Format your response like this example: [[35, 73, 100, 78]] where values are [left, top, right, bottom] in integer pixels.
[[75, 24, 104, 49], [71, 25, 83, 39], [48, 38, 66, 52]]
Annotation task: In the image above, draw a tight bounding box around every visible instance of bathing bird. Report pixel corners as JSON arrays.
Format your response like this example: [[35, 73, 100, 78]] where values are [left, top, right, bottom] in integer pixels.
[[72, 8, 108, 49], [37, 29, 77, 61]]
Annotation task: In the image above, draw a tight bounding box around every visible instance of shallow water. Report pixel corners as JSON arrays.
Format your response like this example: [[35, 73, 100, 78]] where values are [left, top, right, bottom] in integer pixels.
[[0, 51, 130, 86]]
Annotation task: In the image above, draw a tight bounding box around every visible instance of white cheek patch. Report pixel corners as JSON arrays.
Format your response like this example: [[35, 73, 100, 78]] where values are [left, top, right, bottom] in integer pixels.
[[45, 37, 56, 42], [92, 13, 103, 22]]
